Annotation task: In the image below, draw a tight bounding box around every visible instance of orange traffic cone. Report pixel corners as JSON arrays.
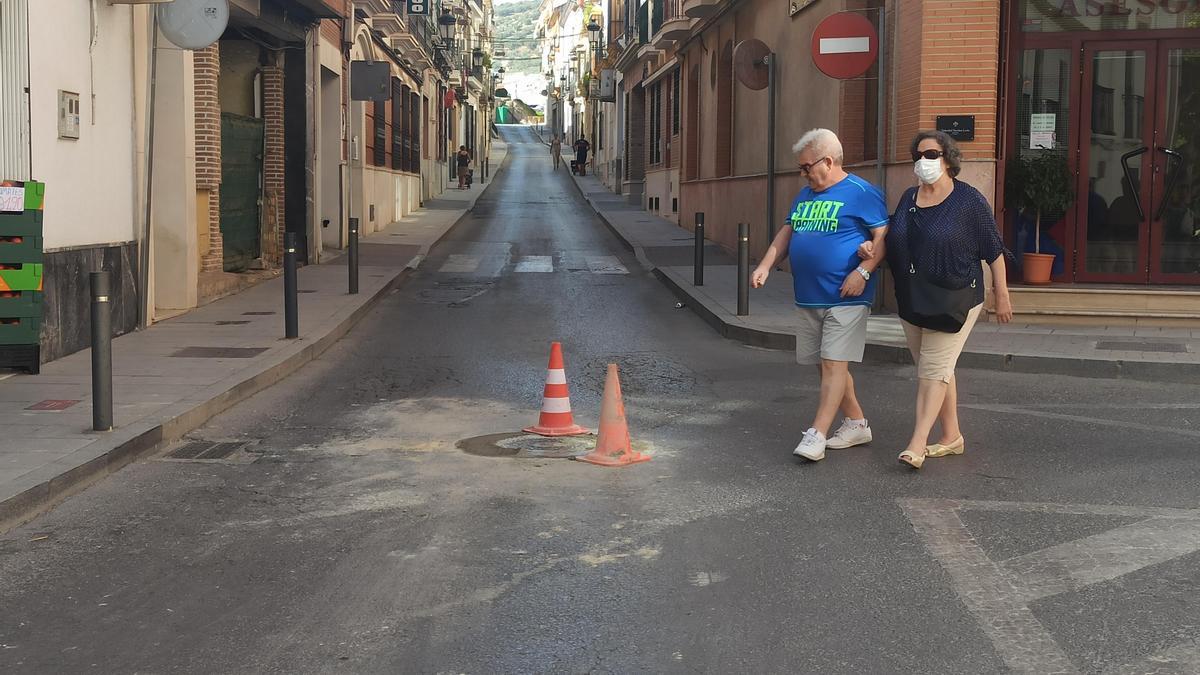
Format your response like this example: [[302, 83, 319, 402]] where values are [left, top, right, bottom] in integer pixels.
[[577, 364, 650, 467], [524, 342, 589, 437]]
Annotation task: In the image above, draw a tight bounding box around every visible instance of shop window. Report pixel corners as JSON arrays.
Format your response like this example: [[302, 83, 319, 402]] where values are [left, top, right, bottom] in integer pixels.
[[1092, 85, 1115, 136], [1013, 48, 1073, 268]]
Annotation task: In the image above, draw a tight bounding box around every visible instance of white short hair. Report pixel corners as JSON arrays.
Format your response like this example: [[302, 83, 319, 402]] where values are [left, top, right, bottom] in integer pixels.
[[792, 129, 844, 165]]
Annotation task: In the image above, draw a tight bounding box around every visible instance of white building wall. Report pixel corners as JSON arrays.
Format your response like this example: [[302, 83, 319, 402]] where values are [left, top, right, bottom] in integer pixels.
[[28, 0, 137, 250]]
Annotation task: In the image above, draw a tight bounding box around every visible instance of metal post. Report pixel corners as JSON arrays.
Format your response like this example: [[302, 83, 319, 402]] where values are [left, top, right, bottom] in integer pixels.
[[693, 212, 705, 287], [737, 223, 750, 316], [766, 54, 778, 239], [876, 7, 888, 191], [348, 217, 359, 295], [90, 271, 113, 432], [284, 232, 299, 339]]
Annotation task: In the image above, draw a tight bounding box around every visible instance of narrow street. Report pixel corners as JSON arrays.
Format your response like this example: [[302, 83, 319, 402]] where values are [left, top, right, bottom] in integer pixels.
[[2, 128, 1199, 674]]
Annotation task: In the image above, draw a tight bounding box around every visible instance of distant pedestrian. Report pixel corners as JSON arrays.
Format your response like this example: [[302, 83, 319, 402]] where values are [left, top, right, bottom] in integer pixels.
[[885, 130, 1013, 469], [574, 135, 590, 175], [456, 146, 471, 189], [550, 134, 562, 170], [750, 128, 889, 462]]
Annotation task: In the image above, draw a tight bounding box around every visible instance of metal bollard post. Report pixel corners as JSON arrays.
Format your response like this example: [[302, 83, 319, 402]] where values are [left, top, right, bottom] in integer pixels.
[[284, 232, 299, 339], [694, 212, 705, 287], [737, 223, 750, 317], [90, 271, 113, 432], [348, 217, 359, 295]]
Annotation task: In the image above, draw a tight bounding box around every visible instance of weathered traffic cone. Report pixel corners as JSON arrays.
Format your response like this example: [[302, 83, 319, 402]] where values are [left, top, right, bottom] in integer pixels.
[[524, 342, 589, 437], [577, 364, 650, 467]]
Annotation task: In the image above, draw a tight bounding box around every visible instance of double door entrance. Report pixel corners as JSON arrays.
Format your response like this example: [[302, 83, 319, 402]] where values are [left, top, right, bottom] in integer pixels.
[[1079, 40, 1200, 283], [1017, 35, 1200, 284]]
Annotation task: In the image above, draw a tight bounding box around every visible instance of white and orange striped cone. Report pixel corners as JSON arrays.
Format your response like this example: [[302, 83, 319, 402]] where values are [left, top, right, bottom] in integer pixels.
[[524, 342, 589, 437]]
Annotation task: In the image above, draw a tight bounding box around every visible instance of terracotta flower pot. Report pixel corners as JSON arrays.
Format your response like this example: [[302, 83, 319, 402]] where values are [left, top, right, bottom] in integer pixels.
[[1022, 252, 1055, 285]]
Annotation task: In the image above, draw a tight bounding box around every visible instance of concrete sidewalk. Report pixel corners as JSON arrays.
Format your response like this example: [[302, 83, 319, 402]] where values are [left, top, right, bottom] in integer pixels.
[[565, 168, 1200, 384], [0, 142, 508, 530]]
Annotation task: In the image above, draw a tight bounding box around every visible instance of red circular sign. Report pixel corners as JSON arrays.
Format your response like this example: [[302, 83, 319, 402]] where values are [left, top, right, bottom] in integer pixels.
[[811, 12, 879, 80]]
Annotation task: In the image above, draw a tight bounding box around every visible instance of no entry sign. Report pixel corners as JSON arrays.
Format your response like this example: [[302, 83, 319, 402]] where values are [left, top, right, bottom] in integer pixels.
[[811, 12, 879, 80]]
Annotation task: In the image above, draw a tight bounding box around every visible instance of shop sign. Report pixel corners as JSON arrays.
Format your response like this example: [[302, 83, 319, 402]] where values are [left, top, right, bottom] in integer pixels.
[[1026, 0, 1200, 31], [1030, 113, 1057, 150], [1049, 0, 1200, 17], [404, 0, 428, 15]]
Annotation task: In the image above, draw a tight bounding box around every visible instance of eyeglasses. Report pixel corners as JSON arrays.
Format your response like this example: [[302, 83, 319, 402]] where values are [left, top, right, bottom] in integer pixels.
[[912, 149, 945, 161], [799, 156, 829, 175]]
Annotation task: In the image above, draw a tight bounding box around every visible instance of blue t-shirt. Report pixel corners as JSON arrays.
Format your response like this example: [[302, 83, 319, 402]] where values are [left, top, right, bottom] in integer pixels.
[[786, 174, 889, 308]]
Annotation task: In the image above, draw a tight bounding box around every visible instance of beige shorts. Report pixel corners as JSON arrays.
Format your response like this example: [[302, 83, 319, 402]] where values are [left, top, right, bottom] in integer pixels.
[[795, 305, 871, 365], [901, 303, 984, 383]]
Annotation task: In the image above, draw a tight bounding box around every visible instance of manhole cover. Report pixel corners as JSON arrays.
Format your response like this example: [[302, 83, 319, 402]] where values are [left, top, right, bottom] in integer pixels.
[[457, 432, 594, 459], [164, 440, 258, 462], [171, 347, 268, 359]]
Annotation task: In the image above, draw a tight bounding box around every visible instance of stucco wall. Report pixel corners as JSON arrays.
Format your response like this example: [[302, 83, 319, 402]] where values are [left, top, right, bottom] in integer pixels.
[[28, 0, 137, 251]]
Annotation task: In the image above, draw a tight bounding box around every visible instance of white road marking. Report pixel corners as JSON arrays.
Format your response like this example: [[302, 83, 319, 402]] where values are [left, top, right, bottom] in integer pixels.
[[515, 255, 554, 272], [902, 498, 1200, 674], [438, 254, 480, 274], [586, 255, 628, 274]]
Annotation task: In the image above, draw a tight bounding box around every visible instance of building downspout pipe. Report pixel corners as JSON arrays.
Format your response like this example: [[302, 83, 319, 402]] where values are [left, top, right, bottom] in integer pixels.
[[137, 13, 158, 330]]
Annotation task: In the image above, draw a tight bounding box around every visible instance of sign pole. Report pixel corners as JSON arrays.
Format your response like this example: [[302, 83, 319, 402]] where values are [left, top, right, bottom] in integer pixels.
[[766, 53, 777, 240]]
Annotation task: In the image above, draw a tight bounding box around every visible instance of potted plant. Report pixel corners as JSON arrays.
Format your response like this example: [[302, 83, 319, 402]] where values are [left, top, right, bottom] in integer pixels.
[[1005, 150, 1075, 284]]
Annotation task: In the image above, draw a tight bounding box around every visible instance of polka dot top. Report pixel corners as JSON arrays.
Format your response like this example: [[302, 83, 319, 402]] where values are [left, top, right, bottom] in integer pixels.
[[884, 180, 1007, 307]]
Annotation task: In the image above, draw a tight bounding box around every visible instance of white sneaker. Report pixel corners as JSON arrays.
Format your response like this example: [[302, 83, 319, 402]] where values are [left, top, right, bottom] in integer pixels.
[[826, 418, 873, 449], [793, 428, 826, 461]]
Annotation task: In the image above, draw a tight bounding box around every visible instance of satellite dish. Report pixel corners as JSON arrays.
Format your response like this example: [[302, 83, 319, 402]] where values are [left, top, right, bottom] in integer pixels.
[[733, 39, 771, 91], [158, 0, 229, 51]]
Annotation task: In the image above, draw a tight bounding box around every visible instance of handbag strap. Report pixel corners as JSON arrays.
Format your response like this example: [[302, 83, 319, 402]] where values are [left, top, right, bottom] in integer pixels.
[[904, 190, 977, 288]]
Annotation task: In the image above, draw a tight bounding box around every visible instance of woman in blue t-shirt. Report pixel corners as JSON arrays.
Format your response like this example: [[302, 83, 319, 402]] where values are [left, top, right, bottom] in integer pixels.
[[882, 131, 1013, 469]]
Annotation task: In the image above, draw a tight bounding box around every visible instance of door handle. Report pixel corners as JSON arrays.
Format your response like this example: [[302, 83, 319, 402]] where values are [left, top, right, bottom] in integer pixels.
[[1155, 146, 1184, 222], [1120, 147, 1149, 221]]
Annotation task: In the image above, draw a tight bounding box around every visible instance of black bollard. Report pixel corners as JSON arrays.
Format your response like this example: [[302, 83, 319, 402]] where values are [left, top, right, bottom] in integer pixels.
[[737, 223, 749, 317], [694, 212, 705, 287], [348, 217, 359, 295], [90, 271, 113, 432], [284, 232, 299, 339]]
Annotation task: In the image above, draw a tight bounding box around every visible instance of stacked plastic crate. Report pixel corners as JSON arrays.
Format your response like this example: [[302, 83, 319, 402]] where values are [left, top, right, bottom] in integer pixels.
[[0, 181, 45, 374]]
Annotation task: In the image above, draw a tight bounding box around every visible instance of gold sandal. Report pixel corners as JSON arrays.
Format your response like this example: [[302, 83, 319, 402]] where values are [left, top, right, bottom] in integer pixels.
[[925, 436, 965, 458], [898, 449, 926, 469]]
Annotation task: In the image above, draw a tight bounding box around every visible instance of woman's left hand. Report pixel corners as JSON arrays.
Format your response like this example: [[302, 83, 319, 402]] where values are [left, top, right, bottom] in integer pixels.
[[993, 289, 1013, 323]]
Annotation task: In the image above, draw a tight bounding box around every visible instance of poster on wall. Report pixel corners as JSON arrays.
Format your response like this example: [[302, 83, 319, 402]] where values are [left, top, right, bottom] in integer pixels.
[[1030, 113, 1056, 150]]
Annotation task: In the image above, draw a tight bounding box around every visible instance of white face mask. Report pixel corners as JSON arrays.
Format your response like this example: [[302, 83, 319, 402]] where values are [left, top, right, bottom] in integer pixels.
[[914, 157, 945, 185]]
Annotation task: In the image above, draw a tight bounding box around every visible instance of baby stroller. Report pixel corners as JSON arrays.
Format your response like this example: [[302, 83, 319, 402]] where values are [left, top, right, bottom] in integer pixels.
[[465, 168, 475, 187]]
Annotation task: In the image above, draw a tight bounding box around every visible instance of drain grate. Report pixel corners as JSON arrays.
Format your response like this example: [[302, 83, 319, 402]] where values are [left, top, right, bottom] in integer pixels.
[[1094, 340, 1188, 353], [167, 440, 248, 460], [214, 320, 250, 326], [242, 311, 275, 316], [171, 346, 268, 359]]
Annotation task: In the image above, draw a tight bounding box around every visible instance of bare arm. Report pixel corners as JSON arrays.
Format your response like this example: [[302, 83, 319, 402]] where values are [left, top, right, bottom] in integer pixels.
[[989, 255, 1012, 323], [751, 225, 793, 288], [841, 226, 887, 298]]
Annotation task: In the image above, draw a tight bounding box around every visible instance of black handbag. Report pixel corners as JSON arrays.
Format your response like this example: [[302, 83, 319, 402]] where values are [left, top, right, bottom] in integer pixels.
[[899, 200, 977, 333]]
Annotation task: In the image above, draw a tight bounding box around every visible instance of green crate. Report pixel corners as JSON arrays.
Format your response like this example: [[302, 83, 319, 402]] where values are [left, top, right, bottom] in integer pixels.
[[0, 263, 43, 291], [24, 181, 45, 211], [0, 290, 42, 317], [0, 235, 42, 264], [0, 210, 43, 236], [0, 316, 40, 345]]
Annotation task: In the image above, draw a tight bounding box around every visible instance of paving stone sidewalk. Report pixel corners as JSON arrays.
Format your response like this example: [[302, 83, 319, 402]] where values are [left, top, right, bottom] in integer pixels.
[[565, 168, 1200, 384], [0, 143, 508, 530]]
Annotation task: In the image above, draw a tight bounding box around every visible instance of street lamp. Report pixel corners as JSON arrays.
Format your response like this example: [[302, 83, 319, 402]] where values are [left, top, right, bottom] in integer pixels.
[[587, 18, 602, 60], [437, 9, 456, 48], [472, 47, 483, 69]]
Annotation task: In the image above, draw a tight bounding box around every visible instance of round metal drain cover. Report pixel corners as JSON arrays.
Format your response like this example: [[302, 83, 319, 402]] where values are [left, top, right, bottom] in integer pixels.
[[457, 432, 593, 459]]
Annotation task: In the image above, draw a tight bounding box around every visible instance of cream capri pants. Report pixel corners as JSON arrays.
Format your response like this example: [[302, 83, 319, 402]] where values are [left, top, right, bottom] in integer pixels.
[[900, 303, 984, 383]]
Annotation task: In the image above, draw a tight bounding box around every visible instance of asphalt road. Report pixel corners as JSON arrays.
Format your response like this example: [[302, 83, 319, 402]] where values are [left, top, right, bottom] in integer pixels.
[[2, 127, 1199, 674]]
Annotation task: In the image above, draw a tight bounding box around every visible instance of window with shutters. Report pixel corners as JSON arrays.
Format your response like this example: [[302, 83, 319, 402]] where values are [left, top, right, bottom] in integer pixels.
[[373, 98, 387, 167], [392, 80, 404, 171]]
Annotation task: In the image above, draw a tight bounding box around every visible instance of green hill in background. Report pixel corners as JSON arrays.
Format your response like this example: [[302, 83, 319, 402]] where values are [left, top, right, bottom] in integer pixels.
[[494, 0, 541, 76]]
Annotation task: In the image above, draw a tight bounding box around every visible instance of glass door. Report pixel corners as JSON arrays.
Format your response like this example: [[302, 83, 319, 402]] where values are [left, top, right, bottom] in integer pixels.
[[1150, 42, 1200, 283], [1077, 43, 1157, 282]]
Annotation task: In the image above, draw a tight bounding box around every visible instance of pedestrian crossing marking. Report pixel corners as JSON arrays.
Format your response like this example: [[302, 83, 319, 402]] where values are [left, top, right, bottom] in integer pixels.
[[438, 254, 481, 274], [514, 256, 554, 273], [433, 253, 630, 275], [586, 255, 628, 275]]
